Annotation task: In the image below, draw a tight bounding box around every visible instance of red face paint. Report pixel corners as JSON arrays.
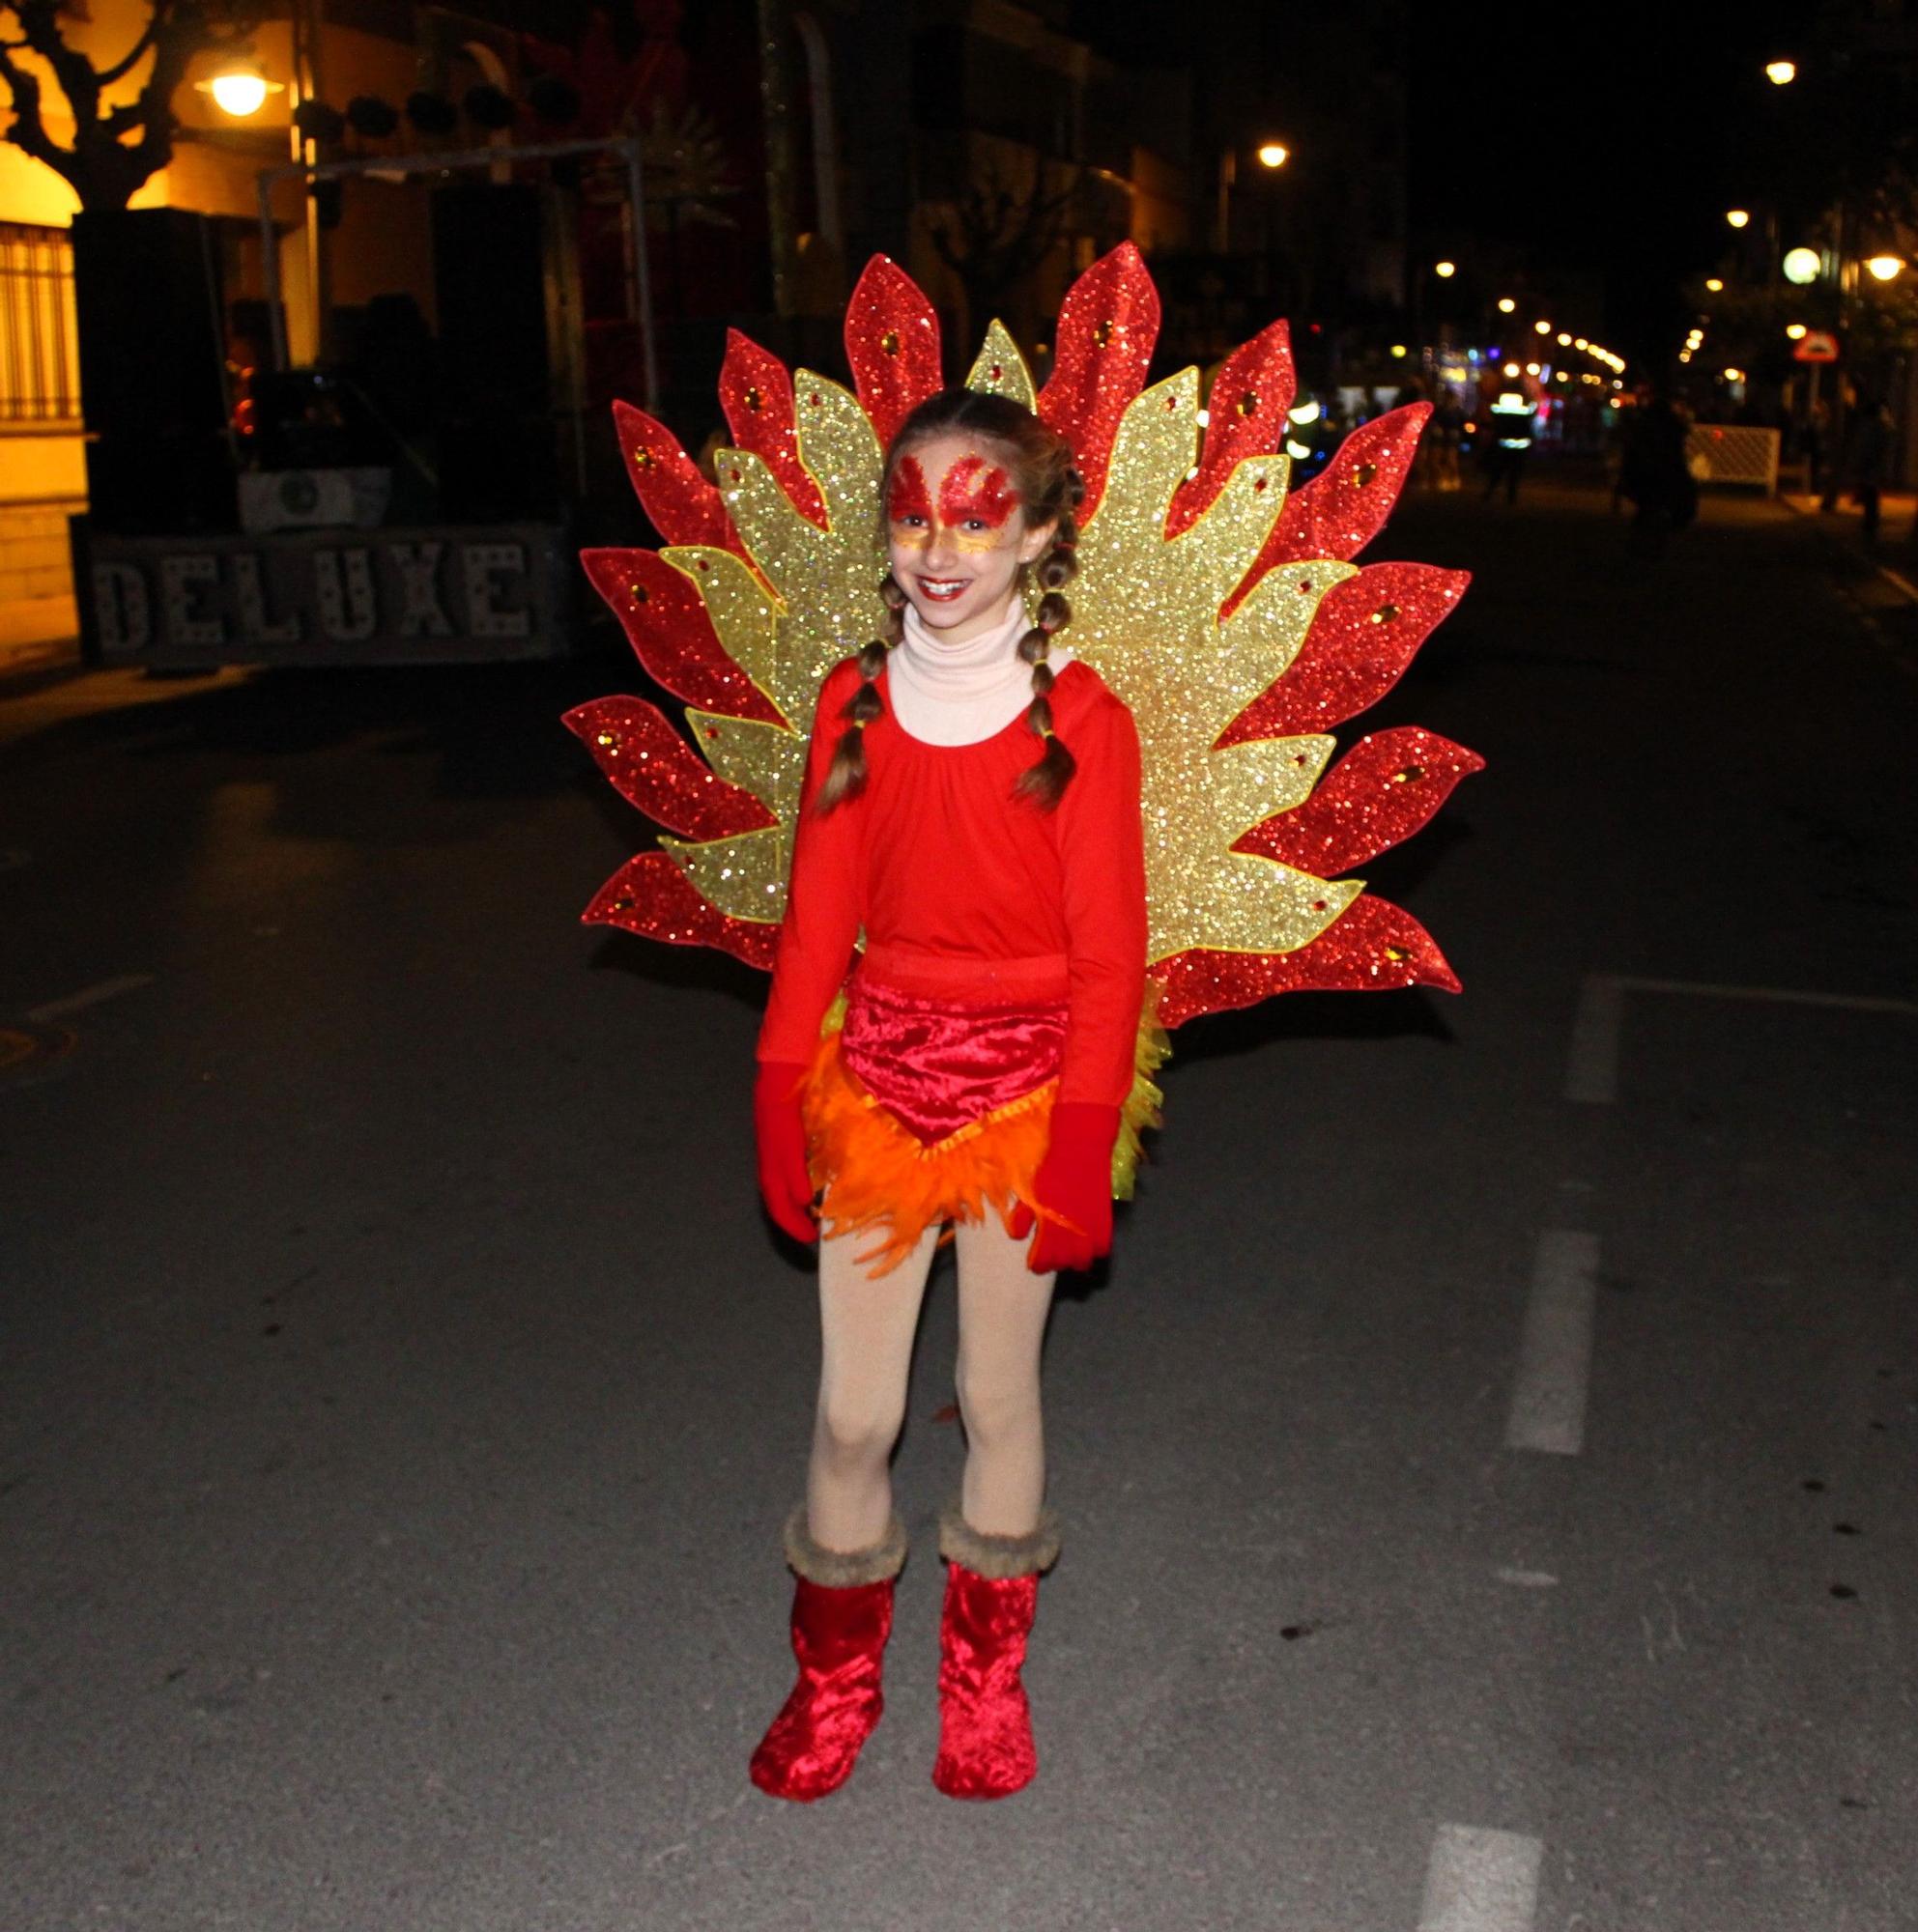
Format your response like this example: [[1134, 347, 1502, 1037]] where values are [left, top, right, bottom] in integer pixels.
[[937, 455, 1017, 532], [887, 454, 932, 529]]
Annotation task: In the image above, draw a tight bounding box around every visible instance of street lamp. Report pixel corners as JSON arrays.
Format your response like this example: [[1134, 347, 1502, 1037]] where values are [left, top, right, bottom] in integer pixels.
[[1434, 259, 1456, 278], [1782, 246, 1820, 285], [1389, 343, 1408, 357], [1726, 209, 1751, 229], [1866, 254, 1905, 282], [1497, 297, 1516, 313], [1533, 319, 1552, 334], [1704, 277, 1724, 292], [1725, 367, 1746, 383], [1764, 60, 1796, 85], [198, 62, 283, 118], [1786, 323, 1808, 339], [1257, 142, 1290, 169]]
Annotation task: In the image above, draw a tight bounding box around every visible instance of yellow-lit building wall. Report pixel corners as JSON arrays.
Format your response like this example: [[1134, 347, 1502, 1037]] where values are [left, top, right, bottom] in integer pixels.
[[0, 5, 439, 649]]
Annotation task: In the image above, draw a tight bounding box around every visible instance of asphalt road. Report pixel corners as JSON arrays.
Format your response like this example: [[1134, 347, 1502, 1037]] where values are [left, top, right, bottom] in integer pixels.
[[4, 470, 1914, 1931]]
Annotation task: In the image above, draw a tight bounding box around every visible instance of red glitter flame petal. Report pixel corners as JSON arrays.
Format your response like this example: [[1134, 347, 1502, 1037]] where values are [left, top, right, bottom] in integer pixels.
[[844, 255, 943, 450], [718, 330, 828, 528], [583, 852, 778, 971], [1243, 402, 1433, 601], [1037, 242, 1161, 525], [1151, 895, 1461, 1028], [580, 550, 785, 725], [612, 400, 731, 549], [1220, 564, 1471, 744], [1167, 319, 1296, 537], [1235, 727, 1484, 876], [563, 696, 778, 841]]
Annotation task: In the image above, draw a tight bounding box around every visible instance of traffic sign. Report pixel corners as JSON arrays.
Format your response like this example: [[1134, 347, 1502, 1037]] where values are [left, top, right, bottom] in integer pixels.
[[1792, 330, 1840, 363]]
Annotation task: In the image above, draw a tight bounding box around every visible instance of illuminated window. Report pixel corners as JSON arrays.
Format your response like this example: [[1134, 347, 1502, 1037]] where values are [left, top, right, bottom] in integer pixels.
[[0, 221, 81, 427]]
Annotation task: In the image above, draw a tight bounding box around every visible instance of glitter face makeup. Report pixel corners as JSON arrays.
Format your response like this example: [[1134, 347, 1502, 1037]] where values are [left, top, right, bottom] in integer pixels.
[[885, 432, 1052, 642]]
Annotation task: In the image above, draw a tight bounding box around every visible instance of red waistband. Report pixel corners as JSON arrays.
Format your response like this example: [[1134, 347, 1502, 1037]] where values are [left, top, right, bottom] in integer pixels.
[[856, 942, 1071, 1006]]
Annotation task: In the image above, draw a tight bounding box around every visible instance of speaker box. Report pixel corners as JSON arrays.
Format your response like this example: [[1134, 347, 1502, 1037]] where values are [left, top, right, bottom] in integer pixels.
[[436, 417, 559, 520], [431, 183, 552, 414], [86, 436, 237, 536], [71, 209, 230, 440]]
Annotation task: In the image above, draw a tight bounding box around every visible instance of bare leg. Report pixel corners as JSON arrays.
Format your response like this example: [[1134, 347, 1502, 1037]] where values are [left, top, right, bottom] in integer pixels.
[[952, 1216, 1059, 1537], [806, 1224, 940, 1551]]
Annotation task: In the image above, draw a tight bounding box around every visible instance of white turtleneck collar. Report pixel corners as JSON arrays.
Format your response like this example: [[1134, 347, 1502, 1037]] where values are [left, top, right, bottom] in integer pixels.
[[887, 599, 1073, 747]]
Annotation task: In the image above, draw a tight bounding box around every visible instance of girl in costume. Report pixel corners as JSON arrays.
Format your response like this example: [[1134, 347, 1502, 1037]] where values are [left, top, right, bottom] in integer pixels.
[[746, 387, 1149, 1804]]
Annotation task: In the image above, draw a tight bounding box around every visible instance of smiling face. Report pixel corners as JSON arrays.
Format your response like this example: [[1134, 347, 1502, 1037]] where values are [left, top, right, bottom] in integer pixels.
[[884, 431, 1055, 643]]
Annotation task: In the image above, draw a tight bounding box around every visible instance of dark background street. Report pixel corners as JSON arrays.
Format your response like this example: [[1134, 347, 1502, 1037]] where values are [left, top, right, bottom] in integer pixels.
[[5, 472, 1914, 1929]]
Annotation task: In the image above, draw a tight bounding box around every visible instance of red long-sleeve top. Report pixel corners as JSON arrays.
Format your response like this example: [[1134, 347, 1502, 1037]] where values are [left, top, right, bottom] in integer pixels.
[[759, 657, 1148, 1110]]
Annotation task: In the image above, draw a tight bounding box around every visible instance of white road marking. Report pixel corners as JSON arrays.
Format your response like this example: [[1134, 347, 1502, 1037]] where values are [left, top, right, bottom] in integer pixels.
[[1506, 1230, 1599, 1456], [1617, 974, 1918, 1016], [26, 974, 155, 1023], [1566, 973, 1918, 1104], [1494, 1567, 1559, 1588], [1563, 974, 1623, 1103], [1417, 1825, 1543, 1932]]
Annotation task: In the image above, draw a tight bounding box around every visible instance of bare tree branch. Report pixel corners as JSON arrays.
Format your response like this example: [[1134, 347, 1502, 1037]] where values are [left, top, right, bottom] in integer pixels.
[[0, 0, 258, 208]]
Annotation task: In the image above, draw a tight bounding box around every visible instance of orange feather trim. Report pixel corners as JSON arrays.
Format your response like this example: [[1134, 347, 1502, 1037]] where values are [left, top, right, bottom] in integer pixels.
[[802, 1033, 1053, 1274], [799, 988, 1172, 1275]]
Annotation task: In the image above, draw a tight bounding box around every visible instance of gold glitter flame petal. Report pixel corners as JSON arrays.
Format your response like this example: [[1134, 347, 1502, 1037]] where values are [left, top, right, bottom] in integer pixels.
[[788, 370, 886, 525], [965, 321, 1038, 411], [684, 709, 808, 820], [1143, 849, 1361, 965], [660, 544, 786, 713], [1205, 734, 1337, 841], [713, 445, 885, 724], [658, 826, 788, 923]]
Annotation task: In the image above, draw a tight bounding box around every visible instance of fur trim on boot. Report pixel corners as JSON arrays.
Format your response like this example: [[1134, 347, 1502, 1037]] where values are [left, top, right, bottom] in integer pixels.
[[936, 1501, 1061, 1580], [784, 1504, 908, 1588]]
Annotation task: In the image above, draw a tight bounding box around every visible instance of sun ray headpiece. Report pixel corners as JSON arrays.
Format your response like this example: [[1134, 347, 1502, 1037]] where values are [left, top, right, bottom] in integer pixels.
[[567, 244, 1480, 1030]]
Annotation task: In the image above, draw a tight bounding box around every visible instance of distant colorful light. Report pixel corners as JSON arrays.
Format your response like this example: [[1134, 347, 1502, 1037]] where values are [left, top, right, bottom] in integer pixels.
[[1782, 246, 1821, 285], [1726, 209, 1751, 229], [1434, 260, 1457, 278], [1497, 298, 1516, 314], [1257, 142, 1290, 169], [1764, 59, 1796, 85], [1866, 254, 1905, 282]]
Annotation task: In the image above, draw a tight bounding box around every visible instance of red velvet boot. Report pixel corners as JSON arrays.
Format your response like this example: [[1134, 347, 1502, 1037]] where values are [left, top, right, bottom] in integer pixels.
[[931, 1503, 1062, 1801], [749, 1506, 907, 1803]]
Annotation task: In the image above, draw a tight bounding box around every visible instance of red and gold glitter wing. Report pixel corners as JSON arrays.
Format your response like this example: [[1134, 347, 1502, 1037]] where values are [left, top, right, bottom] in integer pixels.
[[573, 247, 1476, 1026]]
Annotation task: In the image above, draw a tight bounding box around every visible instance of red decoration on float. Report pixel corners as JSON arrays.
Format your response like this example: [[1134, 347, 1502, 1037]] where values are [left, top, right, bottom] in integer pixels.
[[844, 255, 943, 451], [1220, 563, 1470, 743], [1167, 319, 1297, 537], [1235, 726, 1484, 876], [1037, 242, 1161, 523], [579, 550, 785, 725], [611, 399, 732, 551], [719, 330, 829, 527], [563, 696, 778, 841], [1241, 402, 1432, 604], [584, 851, 779, 969], [1152, 895, 1461, 1029]]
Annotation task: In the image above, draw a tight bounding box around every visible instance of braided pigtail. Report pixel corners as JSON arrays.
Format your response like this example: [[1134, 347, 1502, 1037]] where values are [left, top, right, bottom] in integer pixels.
[[814, 575, 905, 814], [1013, 468, 1086, 810]]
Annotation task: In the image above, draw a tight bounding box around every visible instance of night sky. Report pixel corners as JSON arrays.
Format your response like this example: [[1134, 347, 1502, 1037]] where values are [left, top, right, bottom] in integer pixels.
[[1074, 0, 1808, 369]]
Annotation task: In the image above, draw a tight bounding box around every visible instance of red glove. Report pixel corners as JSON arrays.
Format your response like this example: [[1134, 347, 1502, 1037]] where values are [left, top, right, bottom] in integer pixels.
[[754, 1061, 816, 1243], [1010, 1102, 1119, 1274]]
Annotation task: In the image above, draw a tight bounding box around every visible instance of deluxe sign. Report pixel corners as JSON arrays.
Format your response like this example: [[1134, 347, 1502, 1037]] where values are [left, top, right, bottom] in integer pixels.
[[82, 524, 574, 667]]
